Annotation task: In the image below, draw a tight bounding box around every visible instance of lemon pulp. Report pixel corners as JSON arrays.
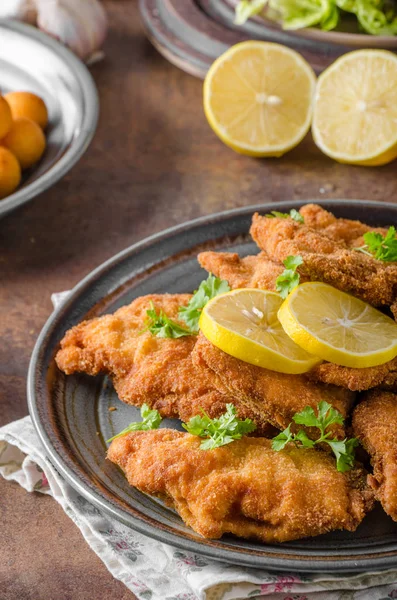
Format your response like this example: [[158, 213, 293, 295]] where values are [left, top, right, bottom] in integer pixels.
[[312, 49, 397, 166], [199, 289, 321, 374], [278, 282, 397, 368], [203, 41, 316, 157]]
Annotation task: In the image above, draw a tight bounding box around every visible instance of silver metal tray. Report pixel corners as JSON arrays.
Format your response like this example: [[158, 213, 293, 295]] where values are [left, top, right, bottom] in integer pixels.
[[0, 19, 99, 219]]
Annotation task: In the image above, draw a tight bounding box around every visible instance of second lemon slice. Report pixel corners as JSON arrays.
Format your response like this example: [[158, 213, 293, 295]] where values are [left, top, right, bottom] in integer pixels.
[[199, 289, 321, 374], [278, 282, 397, 368]]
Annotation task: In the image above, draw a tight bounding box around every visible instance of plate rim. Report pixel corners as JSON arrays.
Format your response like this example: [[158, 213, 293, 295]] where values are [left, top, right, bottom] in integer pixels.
[[28, 199, 397, 571], [0, 19, 99, 218]]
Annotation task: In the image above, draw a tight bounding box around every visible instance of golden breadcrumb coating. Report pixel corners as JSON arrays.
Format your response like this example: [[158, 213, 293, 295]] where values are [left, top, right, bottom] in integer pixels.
[[198, 251, 284, 290], [308, 358, 397, 392], [108, 429, 374, 542], [353, 390, 397, 522], [250, 212, 397, 309], [192, 334, 354, 439], [55, 294, 275, 434]]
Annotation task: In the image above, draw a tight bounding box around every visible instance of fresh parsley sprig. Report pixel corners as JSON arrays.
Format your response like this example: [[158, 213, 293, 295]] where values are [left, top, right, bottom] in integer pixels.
[[355, 227, 397, 262], [275, 255, 303, 299], [178, 274, 230, 333], [265, 209, 304, 224], [183, 404, 256, 450], [271, 401, 359, 472], [143, 302, 192, 338], [107, 404, 162, 442]]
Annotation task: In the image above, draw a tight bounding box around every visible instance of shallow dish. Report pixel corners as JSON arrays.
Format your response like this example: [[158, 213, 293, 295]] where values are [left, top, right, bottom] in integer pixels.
[[0, 20, 98, 219], [28, 199, 397, 572]]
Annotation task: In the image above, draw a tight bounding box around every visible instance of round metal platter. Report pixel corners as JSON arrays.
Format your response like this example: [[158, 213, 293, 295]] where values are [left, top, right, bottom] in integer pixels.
[[28, 200, 397, 572], [0, 19, 98, 219]]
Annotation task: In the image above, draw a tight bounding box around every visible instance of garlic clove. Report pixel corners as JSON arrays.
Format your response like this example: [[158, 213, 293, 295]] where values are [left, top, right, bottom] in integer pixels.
[[35, 0, 108, 62], [0, 0, 37, 24]]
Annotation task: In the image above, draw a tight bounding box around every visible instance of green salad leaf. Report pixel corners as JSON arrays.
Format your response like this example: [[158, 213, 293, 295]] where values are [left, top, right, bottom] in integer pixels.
[[355, 0, 397, 35], [235, 0, 268, 24], [235, 0, 397, 35], [269, 0, 339, 30]]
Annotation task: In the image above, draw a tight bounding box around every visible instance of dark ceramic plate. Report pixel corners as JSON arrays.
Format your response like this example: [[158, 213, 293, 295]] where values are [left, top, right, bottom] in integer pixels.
[[28, 200, 397, 573]]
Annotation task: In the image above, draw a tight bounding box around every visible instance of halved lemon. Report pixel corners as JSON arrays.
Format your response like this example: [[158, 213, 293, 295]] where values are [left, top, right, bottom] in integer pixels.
[[312, 50, 397, 166], [278, 282, 397, 368], [199, 289, 321, 374], [203, 41, 316, 157]]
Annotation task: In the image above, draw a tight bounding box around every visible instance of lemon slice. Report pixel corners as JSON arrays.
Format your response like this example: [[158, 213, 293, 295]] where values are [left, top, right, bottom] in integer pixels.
[[199, 289, 321, 374], [278, 282, 397, 368], [203, 41, 316, 157], [312, 50, 397, 166]]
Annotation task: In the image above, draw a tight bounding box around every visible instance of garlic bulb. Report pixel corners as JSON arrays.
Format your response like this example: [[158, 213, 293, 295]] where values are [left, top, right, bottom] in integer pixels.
[[35, 0, 108, 62], [0, 0, 37, 23]]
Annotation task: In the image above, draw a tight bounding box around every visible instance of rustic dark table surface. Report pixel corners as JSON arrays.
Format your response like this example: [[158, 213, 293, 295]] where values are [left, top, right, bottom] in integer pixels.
[[1, 1, 396, 598]]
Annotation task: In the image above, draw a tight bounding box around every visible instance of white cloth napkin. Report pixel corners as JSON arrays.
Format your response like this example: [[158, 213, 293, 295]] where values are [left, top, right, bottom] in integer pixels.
[[2, 293, 397, 600]]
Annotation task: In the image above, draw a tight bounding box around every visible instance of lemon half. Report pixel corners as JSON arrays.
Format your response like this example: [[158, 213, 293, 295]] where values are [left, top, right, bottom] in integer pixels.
[[203, 41, 316, 157], [278, 282, 397, 368], [312, 49, 397, 166], [199, 289, 321, 374]]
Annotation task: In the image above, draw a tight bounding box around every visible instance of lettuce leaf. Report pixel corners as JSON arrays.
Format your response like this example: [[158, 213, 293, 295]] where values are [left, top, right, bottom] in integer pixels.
[[235, 0, 269, 24], [236, 0, 397, 33], [269, 0, 339, 30], [355, 0, 397, 34]]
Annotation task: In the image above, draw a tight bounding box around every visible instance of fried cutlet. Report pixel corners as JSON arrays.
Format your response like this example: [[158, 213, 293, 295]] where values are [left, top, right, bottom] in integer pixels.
[[250, 212, 397, 310], [108, 429, 374, 542], [352, 391, 397, 521], [198, 251, 284, 290], [55, 294, 275, 433], [307, 358, 397, 392], [300, 203, 388, 248], [192, 333, 355, 439]]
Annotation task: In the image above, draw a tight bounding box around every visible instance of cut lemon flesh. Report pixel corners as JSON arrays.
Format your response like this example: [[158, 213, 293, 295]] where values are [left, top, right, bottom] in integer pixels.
[[203, 41, 316, 157], [312, 50, 397, 166], [199, 289, 321, 374], [278, 282, 397, 368]]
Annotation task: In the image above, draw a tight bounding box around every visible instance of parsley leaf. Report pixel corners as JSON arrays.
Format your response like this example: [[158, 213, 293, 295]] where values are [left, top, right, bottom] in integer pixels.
[[183, 403, 256, 450], [266, 209, 304, 224], [271, 401, 358, 472], [144, 302, 192, 338], [178, 274, 230, 333], [355, 227, 397, 262], [271, 423, 294, 451], [107, 404, 162, 442], [275, 255, 304, 299]]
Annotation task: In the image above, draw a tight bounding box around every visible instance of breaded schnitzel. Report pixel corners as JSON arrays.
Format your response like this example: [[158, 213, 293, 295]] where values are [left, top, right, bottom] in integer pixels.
[[108, 429, 374, 542], [300, 204, 388, 248], [308, 358, 397, 392], [352, 391, 397, 521], [55, 294, 275, 433], [198, 251, 284, 290], [192, 333, 355, 439], [250, 212, 397, 310]]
